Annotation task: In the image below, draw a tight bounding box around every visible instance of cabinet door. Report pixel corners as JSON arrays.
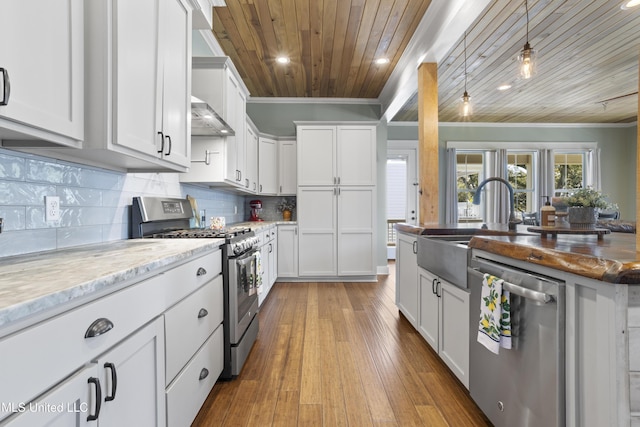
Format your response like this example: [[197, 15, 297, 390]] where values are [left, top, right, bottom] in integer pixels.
[[0, 0, 83, 142], [337, 126, 376, 186], [439, 279, 469, 389], [337, 186, 375, 276], [113, 0, 163, 158], [277, 225, 298, 278], [278, 140, 297, 195], [396, 233, 418, 327], [245, 123, 258, 192], [297, 126, 336, 186], [1, 365, 98, 427], [298, 187, 337, 276], [258, 137, 278, 194], [96, 317, 166, 427], [158, 0, 191, 168], [258, 242, 270, 306], [224, 71, 240, 184], [269, 233, 278, 285], [418, 268, 439, 351]]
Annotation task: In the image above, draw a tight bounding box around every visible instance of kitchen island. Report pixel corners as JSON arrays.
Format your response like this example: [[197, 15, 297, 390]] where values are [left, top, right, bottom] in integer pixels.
[[396, 222, 639, 427]]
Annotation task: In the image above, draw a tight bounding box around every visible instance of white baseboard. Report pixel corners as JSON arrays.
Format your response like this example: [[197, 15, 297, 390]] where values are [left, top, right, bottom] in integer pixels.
[[377, 265, 390, 275]]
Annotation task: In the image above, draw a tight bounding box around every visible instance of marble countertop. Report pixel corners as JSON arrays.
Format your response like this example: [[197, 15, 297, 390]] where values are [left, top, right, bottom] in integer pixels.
[[0, 239, 224, 332], [395, 222, 639, 284]]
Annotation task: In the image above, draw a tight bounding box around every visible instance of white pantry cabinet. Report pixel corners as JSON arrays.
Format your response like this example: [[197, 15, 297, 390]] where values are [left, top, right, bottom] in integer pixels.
[[0, 0, 83, 147], [417, 267, 470, 388], [395, 232, 419, 327], [257, 136, 296, 196], [296, 123, 377, 278], [182, 57, 249, 189]]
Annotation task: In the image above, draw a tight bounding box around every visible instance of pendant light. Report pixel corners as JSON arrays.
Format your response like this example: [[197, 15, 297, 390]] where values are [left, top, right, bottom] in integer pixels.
[[518, 0, 536, 79], [459, 31, 473, 117]]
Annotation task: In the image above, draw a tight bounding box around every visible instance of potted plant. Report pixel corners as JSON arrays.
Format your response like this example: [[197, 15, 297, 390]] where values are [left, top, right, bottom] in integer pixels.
[[277, 197, 296, 221], [562, 187, 616, 229]]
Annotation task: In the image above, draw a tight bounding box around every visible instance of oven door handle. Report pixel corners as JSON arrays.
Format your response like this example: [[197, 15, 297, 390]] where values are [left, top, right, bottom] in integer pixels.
[[235, 247, 258, 265]]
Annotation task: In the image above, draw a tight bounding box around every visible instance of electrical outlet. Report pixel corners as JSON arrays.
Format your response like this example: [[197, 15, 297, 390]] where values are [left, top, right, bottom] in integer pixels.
[[45, 196, 61, 221]]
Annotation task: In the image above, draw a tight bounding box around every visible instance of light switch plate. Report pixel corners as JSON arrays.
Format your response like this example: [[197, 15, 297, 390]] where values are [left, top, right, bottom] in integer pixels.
[[45, 196, 61, 221]]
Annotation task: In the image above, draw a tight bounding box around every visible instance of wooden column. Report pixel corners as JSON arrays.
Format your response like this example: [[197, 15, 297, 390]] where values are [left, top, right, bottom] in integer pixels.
[[418, 63, 439, 224]]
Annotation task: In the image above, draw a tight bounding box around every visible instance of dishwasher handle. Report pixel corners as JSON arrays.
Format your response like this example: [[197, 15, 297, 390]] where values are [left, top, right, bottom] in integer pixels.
[[469, 267, 555, 304]]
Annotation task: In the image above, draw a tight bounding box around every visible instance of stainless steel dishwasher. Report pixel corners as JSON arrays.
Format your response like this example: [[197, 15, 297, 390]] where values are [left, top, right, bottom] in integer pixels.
[[468, 256, 565, 427]]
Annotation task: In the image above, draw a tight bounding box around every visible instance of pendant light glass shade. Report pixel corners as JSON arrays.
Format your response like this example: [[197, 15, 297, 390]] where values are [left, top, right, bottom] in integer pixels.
[[459, 32, 472, 118], [459, 91, 472, 117], [518, 0, 536, 79]]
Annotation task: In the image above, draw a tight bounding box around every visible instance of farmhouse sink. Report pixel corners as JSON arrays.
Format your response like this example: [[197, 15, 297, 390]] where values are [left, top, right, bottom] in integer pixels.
[[417, 235, 473, 288]]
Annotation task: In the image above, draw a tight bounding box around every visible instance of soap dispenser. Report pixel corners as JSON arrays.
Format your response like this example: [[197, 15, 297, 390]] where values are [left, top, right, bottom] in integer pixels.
[[540, 196, 556, 227]]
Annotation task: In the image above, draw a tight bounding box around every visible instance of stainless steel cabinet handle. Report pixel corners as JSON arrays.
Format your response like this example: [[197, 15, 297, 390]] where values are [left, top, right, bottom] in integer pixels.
[[337, 176, 341, 184], [196, 267, 207, 276], [87, 377, 102, 421], [197, 308, 209, 318], [199, 368, 209, 381], [0, 68, 10, 106], [412, 240, 418, 254], [104, 363, 117, 402], [157, 131, 165, 153], [468, 267, 555, 303], [85, 318, 114, 338]]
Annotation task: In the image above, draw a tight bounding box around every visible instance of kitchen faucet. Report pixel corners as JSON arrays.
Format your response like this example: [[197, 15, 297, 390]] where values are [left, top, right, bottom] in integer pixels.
[[472, 177, 521, 231]]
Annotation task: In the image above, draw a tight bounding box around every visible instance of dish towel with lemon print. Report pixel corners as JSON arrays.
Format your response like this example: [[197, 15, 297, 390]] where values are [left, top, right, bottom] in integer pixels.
[[477, 273, 512, 354]]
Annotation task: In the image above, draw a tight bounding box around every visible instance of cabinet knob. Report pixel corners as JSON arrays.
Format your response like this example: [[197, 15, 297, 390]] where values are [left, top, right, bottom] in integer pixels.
[[199, 368, 209, 381], [87, 377, 102, 421], [84, 318, 114, 338], [196, 267, 207, 277], [197, 308, 209, 318]]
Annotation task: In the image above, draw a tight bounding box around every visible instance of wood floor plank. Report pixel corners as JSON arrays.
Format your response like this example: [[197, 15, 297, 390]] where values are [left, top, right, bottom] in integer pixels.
[[192, 262, 491, 427]]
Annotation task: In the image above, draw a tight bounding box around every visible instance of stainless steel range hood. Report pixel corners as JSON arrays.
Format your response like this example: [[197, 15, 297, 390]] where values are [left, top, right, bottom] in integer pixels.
[[191, 96, 235, 136]]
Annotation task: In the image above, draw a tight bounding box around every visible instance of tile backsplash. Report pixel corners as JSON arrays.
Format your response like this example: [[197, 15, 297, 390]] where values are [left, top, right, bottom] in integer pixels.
[[0, 148, 245, 258]]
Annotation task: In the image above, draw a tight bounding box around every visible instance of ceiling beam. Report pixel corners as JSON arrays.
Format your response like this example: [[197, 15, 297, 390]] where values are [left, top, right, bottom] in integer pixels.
[[378, 0, 491, 122]]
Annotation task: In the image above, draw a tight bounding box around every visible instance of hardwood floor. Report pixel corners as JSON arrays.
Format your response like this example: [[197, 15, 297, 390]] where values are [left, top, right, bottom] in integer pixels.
[[192, 263, 491, 427]]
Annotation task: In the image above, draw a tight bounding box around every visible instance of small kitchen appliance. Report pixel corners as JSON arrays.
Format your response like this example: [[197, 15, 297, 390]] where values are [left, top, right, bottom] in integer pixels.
[[249, 199, 263, 222], [130, 196, 260, 379]]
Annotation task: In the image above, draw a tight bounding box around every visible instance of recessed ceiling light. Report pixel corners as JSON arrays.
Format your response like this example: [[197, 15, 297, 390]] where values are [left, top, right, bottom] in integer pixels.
[[497, 84, 512, 91], [621, 0, 640, 9], [375, 58, 390, 65], [276, 56, 290, 64]]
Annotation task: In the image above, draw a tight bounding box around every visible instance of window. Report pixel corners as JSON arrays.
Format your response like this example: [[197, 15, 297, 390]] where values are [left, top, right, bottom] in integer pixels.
[[554, 152, 585, 196], [456, 152, 484, 221], [507, 151, 536, 215]]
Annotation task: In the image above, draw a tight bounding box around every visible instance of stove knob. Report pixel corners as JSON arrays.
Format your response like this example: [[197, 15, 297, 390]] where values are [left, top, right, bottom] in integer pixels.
[[233, 244, 242, 254]]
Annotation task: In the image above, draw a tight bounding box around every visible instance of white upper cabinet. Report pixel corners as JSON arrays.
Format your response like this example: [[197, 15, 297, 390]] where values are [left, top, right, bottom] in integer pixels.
[[297, 125, 376, 187], [278, 139, 297, 195], [245, 120, 258, 193], [186, 57, 248, 187], [82, 0, 192, 171], [258, 136, 278, 195], [0, 0, 84, 147]]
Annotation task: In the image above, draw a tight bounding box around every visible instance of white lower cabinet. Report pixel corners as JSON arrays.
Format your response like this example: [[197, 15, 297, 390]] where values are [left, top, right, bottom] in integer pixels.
[[0, 248, 223, 426], [96, 318, 166, 426], [395, 232, 419, 327], [166, 325, 223, 427], [418, 267, 470, 388], [258, 226, 277, 305], [277, 224, 298, 278]]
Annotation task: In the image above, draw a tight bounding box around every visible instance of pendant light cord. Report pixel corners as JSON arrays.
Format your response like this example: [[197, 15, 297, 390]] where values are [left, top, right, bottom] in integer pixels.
[[464, 32, 468, 92], [525, 0, 530, 43]]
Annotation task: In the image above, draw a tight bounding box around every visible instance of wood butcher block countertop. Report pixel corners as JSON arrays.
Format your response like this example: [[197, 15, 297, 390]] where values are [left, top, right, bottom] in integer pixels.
[[395, 222, 640, 284]]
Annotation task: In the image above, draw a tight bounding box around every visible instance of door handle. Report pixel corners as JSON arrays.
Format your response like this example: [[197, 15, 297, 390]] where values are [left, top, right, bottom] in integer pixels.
[[87, 377, 102, 421], [412, 240, 418, 254], [157, 131, 165, 153], [104, 363, 117, 402], [164, 135, 172, 155]]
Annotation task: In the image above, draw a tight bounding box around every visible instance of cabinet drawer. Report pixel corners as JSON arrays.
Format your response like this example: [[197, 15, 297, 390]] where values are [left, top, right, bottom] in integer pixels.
[[166, 325, 223, 427], [162, 249, 222, 304], [165, 275, 223, 383], [0, 274, 169, 419]]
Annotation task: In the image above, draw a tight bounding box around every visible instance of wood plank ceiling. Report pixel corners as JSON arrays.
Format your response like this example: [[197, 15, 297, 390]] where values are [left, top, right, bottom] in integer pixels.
[[211, 0, 640, 123]]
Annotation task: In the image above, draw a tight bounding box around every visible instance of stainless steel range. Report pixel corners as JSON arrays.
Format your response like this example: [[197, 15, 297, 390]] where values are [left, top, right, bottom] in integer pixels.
[[131, 196, 260, 379]]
